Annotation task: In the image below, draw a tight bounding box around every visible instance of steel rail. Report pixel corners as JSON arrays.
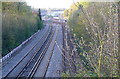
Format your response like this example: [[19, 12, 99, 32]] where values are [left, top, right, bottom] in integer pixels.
[[16, 26, 54, 78], [3, 26, 51, 78]]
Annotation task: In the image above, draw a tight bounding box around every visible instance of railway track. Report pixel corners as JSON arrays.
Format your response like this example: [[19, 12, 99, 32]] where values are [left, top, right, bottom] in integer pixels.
[[33, 25, 59, 77], [62, 25, 77, 75], [67, 28, 77, 73], [62, 24, 67, 72], [17, 26, 55, 78], [2, 25, 49, 67], [2, 25, 54, 78]]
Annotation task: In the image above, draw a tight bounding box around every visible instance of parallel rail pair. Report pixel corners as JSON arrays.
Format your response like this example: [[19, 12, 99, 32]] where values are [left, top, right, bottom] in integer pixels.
[[3, 25, 54, 78]]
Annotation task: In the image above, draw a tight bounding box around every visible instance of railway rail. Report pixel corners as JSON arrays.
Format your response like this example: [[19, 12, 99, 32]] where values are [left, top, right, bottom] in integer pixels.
[[2, 25, 53, 78], [67, 28, 77, 74], [62, 25, 77, 76], [1, 25, 49, 66], [17, 26, 55, 78], [2, 21, 68, 78], [33, 25, 60, 77]]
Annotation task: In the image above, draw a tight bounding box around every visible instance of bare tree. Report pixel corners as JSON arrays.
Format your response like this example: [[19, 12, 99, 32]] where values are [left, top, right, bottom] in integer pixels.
[[68, 2, 119, 77]]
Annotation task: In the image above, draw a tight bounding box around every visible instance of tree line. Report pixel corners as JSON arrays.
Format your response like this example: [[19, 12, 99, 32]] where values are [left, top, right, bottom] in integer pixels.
[[2, 2, 43, 56]]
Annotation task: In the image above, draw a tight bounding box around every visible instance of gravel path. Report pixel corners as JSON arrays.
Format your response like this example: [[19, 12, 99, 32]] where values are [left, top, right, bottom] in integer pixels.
[[45, 24, 63, 77]]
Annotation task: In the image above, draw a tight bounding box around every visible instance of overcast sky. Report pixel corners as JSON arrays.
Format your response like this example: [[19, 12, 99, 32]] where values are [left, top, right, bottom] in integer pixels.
[[26, 0, 76, 9]]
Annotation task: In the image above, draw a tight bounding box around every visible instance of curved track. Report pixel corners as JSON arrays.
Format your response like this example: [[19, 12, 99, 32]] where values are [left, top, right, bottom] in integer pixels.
[[17, 26, 55, 78], [3, 25, 53, 78], [2, 21, 65, 78]]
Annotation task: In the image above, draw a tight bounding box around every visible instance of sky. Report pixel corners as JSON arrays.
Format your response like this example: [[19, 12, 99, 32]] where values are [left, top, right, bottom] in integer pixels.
[[26, 0, 76, 9], [25, 0, 117, 9]]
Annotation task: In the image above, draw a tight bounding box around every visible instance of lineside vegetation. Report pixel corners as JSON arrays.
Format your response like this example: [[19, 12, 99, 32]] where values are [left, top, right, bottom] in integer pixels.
[[63, 1, 119, 77], [2, 2, 43, 56]]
